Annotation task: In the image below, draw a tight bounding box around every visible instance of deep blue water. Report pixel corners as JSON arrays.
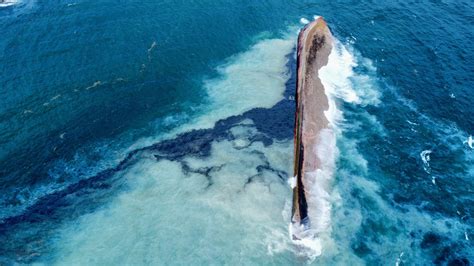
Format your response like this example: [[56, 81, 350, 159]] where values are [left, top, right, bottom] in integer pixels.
[[0, 0, 472, 264]]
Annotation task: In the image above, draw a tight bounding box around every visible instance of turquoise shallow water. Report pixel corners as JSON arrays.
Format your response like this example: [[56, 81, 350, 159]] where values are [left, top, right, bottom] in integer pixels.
[[0, 0, 473, 264]]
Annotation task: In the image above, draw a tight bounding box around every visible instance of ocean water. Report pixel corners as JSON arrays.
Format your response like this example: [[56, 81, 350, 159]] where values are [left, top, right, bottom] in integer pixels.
[[0, 0, 472, 265]]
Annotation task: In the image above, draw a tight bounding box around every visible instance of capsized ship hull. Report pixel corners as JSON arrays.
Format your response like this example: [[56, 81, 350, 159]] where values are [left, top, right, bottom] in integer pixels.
[[292, 17, 333, 238]]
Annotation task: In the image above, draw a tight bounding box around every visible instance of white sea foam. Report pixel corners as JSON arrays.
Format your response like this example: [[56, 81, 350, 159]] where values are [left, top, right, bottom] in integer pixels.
[[420, 150, 432, 162], [300, 17, 310, 25], [396, 252, 405, 266], [287, 176, 296, 189], [51, 94, 61, 101], [0, 0, 18, 7], [147, 41, 157, 60], [321, 42, 359, 106], [420, 149, 432, 174], [84, 80, 102, 90], [320, 40, 381, 108], [464, 135, 473, 149]]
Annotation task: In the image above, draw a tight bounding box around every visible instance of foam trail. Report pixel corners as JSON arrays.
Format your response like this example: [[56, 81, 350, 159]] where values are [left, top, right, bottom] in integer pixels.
[[85, 80, 102, 90], [420, 149, 432, 173], [0, 0, 18, 7], [464, 135, 473, 149], [147, 41, 157, 60]]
